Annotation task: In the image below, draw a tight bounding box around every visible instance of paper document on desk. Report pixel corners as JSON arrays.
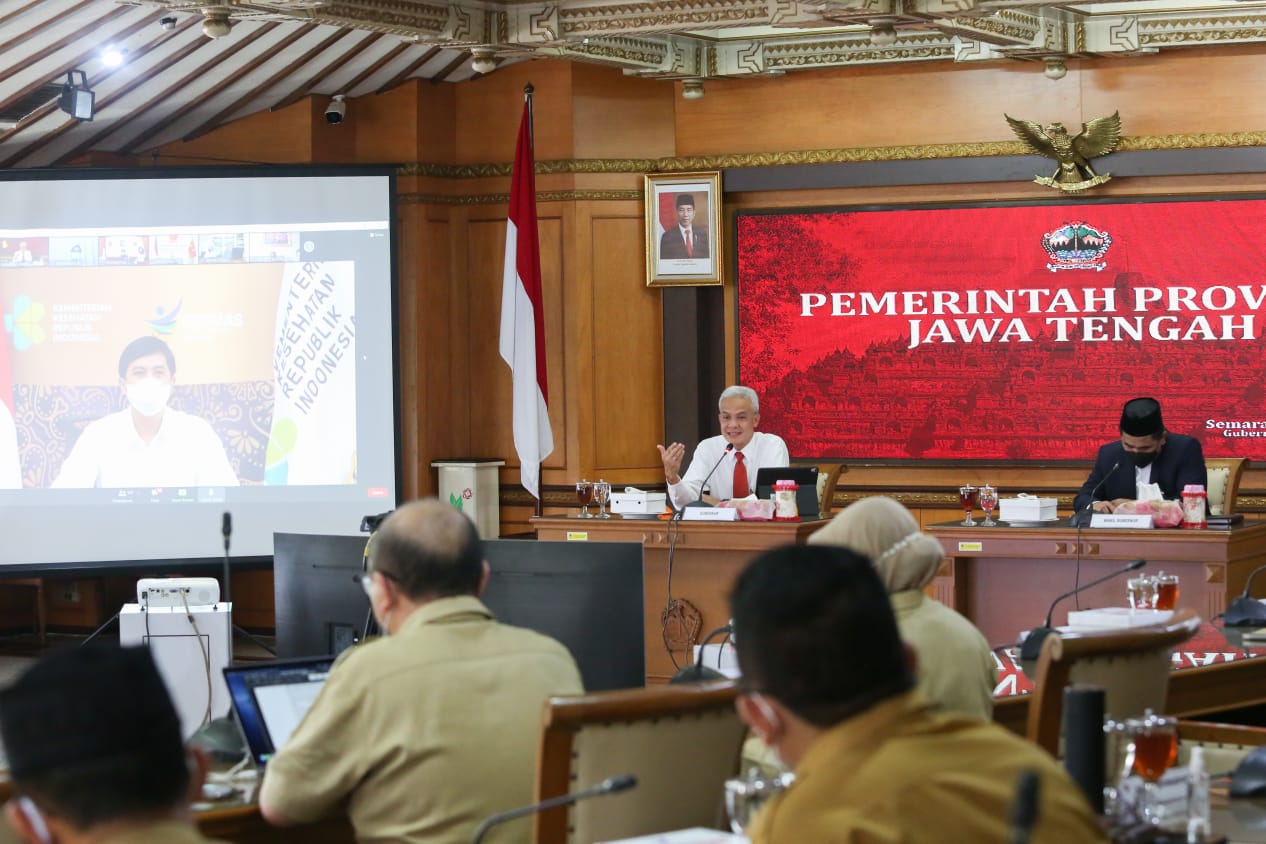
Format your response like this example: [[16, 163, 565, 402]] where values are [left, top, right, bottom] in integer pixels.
[[1065, 607, 1173, 630], [598, 829, 749, 844]]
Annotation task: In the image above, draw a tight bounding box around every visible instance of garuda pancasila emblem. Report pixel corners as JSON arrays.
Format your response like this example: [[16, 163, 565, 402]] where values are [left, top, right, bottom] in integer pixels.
[[1005, 112, 1122, 194]]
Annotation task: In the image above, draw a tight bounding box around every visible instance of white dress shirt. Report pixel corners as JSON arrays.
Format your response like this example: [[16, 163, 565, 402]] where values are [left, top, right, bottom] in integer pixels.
[[52, 407, 240, 488], [667, 431, 790, 509]]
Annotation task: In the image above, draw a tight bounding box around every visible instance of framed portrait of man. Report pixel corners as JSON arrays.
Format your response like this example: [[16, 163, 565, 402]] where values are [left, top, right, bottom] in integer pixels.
[[644, 171, 722, 287]]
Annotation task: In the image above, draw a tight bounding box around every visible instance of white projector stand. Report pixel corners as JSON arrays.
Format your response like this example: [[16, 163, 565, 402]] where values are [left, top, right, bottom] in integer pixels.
[[119, 596, 231, 739]]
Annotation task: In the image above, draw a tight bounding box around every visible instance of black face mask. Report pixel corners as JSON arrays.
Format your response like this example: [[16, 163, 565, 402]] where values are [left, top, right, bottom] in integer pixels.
[[1128, 450, 1160, 468]]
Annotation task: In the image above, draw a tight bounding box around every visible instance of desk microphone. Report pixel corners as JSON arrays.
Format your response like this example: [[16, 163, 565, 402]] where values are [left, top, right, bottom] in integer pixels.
[[1018, 558, 1146, 661], [671, 621, 732, 683], [470, 774, 637, 844], [1009, 769, 1040, 844], [682, 443, 733, 509], [1069, 461, 1120, 527], [1224, 563, 1266, 626]]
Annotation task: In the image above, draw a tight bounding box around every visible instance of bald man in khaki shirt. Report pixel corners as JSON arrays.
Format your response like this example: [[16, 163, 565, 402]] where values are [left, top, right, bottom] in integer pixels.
[[260, 500, 582, 844]]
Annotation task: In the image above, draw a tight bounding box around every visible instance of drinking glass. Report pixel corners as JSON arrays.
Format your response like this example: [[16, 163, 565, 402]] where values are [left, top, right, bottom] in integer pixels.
[[724, 768, 795, 834], [1127, 710, 1178, 824], [575, 480, 594, 518], [594, 480, 612, 519], [979, 484, 998, 526], [959, 484, 979, 526], [1127, 575, 1157, 610], [1154, 572, 1180, 610]]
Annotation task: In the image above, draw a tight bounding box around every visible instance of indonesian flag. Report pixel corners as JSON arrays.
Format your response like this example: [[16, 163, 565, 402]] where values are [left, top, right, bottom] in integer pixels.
[[499, 100, 553, 499]]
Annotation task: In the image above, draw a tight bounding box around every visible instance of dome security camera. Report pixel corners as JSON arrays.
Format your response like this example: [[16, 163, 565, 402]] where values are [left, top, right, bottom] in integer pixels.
[[325, 95, 346, 125], [160, 16, 177, 31]]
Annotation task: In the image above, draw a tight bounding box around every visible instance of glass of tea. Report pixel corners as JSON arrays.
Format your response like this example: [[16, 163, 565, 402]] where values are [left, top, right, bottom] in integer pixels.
[[575, 480, 594, 518], [978, 484, 998, 526], [959, 484, 979, 526], [1154, 572, 1180, 610], [1127, 710, 1178, 824]]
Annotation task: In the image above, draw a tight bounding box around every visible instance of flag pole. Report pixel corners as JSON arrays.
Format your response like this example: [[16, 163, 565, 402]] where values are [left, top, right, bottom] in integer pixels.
[[524, 82, 543, 519]]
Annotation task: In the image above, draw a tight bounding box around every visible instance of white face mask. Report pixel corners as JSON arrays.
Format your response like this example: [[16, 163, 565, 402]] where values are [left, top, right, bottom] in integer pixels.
[[125, 378, 172, 417], [749, 693, 787, 770]]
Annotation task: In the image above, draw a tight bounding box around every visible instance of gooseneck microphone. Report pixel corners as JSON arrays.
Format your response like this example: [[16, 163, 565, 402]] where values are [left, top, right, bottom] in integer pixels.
[[1009, 769, 1041, 844], [1070, 461, 1120, 527], [1224, 563, 1266, 626], [470, 775, 637, 844], [683, 443, 734, 509], [670, 622, 732, 684], [221, 511, 232, 606], [1018, 558, 1146, 661]]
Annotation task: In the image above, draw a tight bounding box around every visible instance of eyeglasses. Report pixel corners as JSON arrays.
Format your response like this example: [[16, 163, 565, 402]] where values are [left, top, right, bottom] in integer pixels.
[[352, 569, 399, 599]]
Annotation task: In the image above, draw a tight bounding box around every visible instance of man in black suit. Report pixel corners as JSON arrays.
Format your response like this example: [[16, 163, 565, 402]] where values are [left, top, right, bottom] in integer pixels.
[[659, 193, 709, 260], [1072, 396, 1206, 520]]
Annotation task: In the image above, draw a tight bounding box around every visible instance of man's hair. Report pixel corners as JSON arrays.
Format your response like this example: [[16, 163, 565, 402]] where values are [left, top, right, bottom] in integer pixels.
[[675, 193, 695, 209], [718, 385, 759, 414], [117, 335, 176, 378], [0, 645, 189, 829], [370, 498, 484, 599], [730, 544, 914, 728]]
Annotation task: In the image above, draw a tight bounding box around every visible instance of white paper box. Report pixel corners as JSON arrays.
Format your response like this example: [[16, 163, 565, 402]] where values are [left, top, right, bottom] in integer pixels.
[[1066, 607, 1173, 630], [610, 491, 667, 514], [1000, 497, 1058, 522]]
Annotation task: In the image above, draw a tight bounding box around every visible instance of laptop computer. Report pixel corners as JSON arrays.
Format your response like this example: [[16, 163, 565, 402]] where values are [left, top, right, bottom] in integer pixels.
[[754, 466, 821, 520], [223, 656, 334, 766]]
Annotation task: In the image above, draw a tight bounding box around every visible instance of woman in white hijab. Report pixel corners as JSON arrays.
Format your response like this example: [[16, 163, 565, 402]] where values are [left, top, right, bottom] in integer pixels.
[[808, 495, 997, 719]]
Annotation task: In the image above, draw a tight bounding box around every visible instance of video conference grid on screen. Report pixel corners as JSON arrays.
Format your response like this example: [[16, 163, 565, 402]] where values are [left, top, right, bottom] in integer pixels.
[[0, 169, 399, 568]]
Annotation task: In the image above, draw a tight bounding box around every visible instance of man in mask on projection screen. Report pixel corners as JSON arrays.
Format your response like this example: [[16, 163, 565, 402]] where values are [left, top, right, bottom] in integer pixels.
[[51, 335, 239, 489]]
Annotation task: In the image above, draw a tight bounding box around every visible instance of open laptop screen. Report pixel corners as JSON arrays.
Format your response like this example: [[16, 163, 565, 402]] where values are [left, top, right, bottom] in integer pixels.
[[223, 656, 334, 766]]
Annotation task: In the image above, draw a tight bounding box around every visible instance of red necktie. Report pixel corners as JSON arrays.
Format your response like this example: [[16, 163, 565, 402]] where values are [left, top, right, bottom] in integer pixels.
[[684, 229, 693, 258], [733, 452, 749, 499]]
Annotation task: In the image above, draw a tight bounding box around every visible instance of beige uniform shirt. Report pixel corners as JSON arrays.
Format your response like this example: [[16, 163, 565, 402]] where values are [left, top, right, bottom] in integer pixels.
[[890, 590, 997, 720], [260, 596, 583, 844], [749, 693, 1106, 844]]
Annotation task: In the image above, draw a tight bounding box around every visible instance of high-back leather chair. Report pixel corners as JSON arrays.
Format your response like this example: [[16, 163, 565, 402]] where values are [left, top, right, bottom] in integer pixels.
[[1205, 457, 1248, 516], [533, 681, 746, 844], [1026, 609, 1201, 756]]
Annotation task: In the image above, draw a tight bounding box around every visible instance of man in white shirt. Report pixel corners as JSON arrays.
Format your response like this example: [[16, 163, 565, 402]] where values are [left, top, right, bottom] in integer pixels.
[[658, 385, 789, 509], [51, 336, 239, 488]]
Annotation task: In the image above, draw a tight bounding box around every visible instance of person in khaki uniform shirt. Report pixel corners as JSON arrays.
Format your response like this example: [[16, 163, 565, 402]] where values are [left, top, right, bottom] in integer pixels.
[[0, 645, 223, 844], [732, 545, 1108, 844], [808, 495, 996, 720], [260, 499, 583, 844]]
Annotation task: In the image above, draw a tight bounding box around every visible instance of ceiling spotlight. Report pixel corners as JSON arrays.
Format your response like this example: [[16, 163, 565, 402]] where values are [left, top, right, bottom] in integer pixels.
[[202, 9, 232, 39], [869, 23, 898, 47], [101, 46, 126, 68], [470, 48, 497, 75], [681, 79, 705, 100], [59, 70, 94, 122], [160, 16, 177, 32], [1044, 58, 1068, 80]]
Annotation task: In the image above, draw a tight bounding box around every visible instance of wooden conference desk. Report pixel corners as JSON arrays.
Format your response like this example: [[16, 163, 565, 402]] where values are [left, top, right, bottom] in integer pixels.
[[925, 520, 1266, 648], [532, 516, 827, 684]]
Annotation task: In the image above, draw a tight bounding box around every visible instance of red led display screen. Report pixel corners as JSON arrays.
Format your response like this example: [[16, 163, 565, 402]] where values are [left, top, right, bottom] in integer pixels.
[[735, 197, 1266, 462]]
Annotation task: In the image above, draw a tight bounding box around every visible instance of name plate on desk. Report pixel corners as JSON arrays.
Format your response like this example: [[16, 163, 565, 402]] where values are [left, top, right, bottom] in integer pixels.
[[1090, 513, 1154, 529], [681, 507, 739, 521]]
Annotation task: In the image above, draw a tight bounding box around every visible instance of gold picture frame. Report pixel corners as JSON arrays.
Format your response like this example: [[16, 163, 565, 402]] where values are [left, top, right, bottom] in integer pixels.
[[644, 171, 722, 287]]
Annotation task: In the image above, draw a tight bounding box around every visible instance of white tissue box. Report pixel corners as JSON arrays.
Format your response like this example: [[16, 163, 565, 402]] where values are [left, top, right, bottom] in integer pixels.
[[610, 491, 667, 515], [999, 497, 1058, 522]]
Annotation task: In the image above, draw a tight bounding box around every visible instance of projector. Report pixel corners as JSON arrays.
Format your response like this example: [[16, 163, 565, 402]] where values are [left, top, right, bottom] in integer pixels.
[[137, 577, 220, 610]]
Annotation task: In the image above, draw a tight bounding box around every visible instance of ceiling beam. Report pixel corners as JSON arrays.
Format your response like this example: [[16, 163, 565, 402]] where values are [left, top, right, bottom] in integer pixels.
[[269, 31, 384, 112], [0, 0, 127, 59], [430, 51, 470, 83], [374, 46, 440, 94], [340, 40, 412, 96]]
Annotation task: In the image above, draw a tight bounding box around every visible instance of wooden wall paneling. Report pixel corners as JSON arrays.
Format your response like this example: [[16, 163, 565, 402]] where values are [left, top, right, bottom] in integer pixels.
[[570, 62, 677, 160], [454, 62, 575, 163], [395, 195, 422, 501], [589, 212, 664, 479], [672, 63, 1083, 157]]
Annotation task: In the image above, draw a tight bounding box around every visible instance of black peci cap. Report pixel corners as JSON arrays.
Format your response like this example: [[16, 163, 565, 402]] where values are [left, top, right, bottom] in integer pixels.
[[1120, 397, 1165, 437]]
